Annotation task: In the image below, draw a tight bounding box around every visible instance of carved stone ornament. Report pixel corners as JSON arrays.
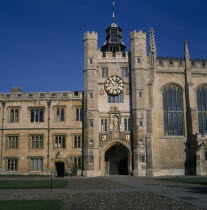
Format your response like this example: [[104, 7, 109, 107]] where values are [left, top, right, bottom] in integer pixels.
[[110, 106, 119, 112], [112, 131, 119, 139], [125, 134, 130, 141], [125, 87, 129, 95], [101, 135, 107, 142], [112, 115, 119, 130], [100, 89, 105, 95]]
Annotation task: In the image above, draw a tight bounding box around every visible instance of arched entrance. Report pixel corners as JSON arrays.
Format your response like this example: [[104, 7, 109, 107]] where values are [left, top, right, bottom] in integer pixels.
[[55, 162, 65, 177], [105, 143, 129, 175]]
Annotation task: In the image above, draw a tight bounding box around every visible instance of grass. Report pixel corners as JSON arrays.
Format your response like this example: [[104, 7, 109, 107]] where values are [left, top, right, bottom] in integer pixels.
[[158, 177, 207, 185], [0, 200, 62, 210], [0, 180, 68, 189]]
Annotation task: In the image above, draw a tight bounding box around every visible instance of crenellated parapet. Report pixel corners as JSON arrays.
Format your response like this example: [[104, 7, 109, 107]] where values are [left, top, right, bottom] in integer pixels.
[[84, 31, 98, 41], [130, 30, 146, 40], [98, 51, 129, 63], [0, 91, 83, 101]]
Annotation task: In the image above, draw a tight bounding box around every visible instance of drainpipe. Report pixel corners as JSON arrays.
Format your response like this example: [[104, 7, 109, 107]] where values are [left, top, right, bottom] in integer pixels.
[[0, 101, 6, 173], [47, 100, 51, 175]]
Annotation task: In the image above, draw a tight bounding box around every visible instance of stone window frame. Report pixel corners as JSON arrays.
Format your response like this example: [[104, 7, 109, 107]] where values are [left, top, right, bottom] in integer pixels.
[[74, 106, 83, 122], [196, 85, 207, 134], [28, 157, 44, 171], [73, 135, 82, 149], [123, 117, 131, 131], [73, 156, 82, 170], [7, 106, 21, 123], [5, 157, 18, 171], [121, 67, 128, 78], [29, 134, 44, 149], [53, 134, 67, 149], [162, 83, 184, 136], [6, 134, 19, 149], [101, 118, 108, 132], [101, 67, 108, 78], [53, 105, 66, 122], [29, 106, 45, 123]]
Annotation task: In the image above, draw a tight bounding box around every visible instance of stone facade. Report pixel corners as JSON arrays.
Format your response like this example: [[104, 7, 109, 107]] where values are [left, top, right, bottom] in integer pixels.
[[0, 19, 207, 177], [0, 91, 83, 176]]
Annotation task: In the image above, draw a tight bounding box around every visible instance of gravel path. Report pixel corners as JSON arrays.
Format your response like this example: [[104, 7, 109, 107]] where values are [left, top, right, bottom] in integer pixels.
[[0, 177, 205, 210]]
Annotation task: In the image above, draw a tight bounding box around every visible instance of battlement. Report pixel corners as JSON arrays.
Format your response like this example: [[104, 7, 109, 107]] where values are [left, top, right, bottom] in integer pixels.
[[98, 51, 129, 62], [157, 57, 207, 69], [84, 31, 98, 40], [0, 91, 83, 101], [130, 30, 146, 40]]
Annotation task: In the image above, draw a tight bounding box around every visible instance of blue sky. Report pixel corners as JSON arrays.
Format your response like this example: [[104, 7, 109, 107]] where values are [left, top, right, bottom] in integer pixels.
[[0, 0, 206, 93]]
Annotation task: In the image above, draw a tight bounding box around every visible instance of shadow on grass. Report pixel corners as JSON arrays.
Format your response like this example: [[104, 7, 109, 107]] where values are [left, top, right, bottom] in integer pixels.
[[0, 200, 62, 210]]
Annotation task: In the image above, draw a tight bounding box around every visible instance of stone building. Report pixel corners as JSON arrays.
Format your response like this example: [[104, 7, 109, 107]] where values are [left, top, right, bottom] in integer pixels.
[[0, 8, 207, 177]]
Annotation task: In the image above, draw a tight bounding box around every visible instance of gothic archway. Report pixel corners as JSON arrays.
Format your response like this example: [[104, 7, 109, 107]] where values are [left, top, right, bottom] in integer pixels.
[[104, 143, 129, 175]]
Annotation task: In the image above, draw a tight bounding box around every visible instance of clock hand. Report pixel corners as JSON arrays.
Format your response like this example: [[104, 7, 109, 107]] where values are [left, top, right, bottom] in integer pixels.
[[110, 78, 115, 86]]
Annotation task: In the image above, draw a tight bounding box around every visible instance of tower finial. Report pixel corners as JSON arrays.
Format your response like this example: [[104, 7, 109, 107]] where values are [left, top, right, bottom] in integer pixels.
[[112, 1, 115, 23], [149, 28, 157, 67], [184, 40, 190, 59]]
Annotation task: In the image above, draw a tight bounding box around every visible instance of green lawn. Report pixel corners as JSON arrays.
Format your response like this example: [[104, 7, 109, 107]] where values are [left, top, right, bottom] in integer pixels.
[[0, 180, 68, 189], [158, 177, 207, 185], [0, 200, 62, 210]]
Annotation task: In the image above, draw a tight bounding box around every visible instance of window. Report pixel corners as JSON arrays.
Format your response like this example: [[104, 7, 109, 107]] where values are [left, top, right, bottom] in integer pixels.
[[7, 136, 18, 149], [30, 158, 43, 171], [89, 92, 93, 98], [40, 93, 45, 97], [31, 108, 44, 122], [102, 67, 108, 78], [90, 58, 93, 64], [7, 158, 18, 171], [205, 151, 207, 160], [89, 120, 93, 128], [139, 92, 142, 98], [89, 155, 94, 163], [74, 136, 81, 148], [121, 67, 128, 77], [197, 86, 207, 134], [76, 108, 83, 121], [10, 108, 19, 123], [28, 93, 33, 98], [169, 60, 173, 65], [163, 84, 184, 136], [74, 92, 79, 96], [55, 135, 66, 149], [101, 119, 108, 131], [107, 93, 124, 103], [51, 93, 56, 97], [202, 62, 206, 67], [137, 58, 141, 63], [62, 92, 68, 97], [56, 108, 65, 122], [73, 157, 81, 169], [124, 118, 131, 131], [139, 155, 145, 162], [30, 135, 43, 149], [139, 121, 143, 127]]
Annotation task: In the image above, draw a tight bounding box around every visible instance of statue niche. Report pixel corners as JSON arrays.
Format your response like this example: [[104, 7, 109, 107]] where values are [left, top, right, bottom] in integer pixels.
[[112, 115, 119, 130]]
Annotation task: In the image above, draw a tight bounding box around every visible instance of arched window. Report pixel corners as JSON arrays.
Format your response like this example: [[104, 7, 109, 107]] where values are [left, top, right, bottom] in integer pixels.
[[197, 85, 207, 134], [162, 84, 184, 136]]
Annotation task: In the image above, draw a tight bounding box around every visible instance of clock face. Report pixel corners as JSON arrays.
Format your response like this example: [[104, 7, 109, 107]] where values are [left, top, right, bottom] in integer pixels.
[[104, 75, 124, 95]]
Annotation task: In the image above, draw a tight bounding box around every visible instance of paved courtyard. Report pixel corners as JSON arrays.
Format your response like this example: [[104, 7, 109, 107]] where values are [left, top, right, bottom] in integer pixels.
[[0, 176, 206, 209]]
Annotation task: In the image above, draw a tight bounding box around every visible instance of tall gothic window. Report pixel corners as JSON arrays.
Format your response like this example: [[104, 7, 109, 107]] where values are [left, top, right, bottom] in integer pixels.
[[162, 84, 184, 136], [197, 85, 207, 134]]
